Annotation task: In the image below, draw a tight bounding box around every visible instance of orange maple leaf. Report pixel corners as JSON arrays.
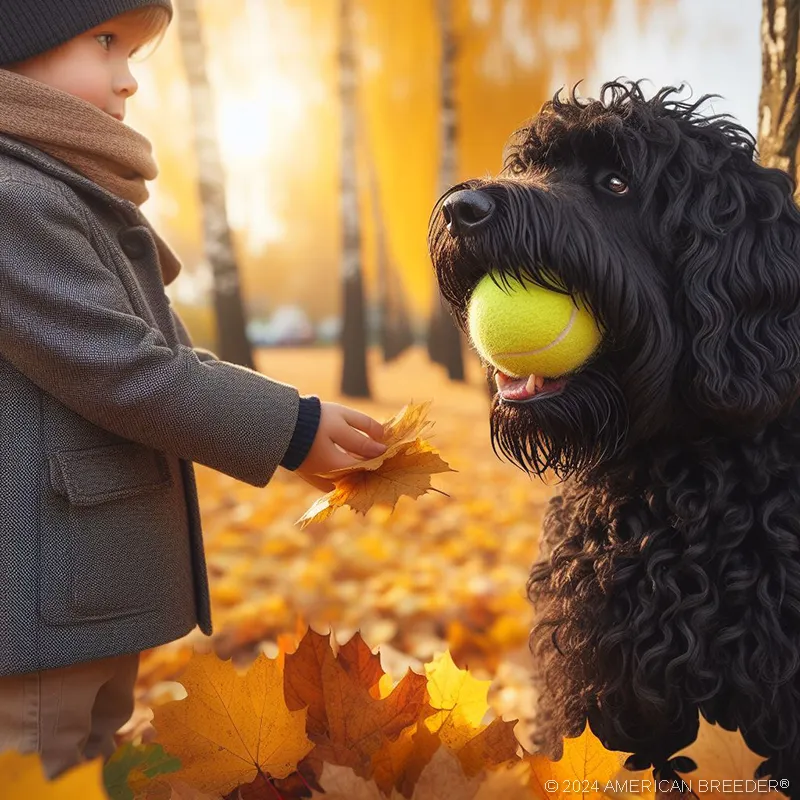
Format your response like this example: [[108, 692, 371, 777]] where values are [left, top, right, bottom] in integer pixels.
[[296, 401, 456, 528], [151, 651, 313, 796], [336, 631, 387, 700], [379, 399, 436, 445], [670, 717, 782, 799], [527, 722, 626, 799], [283, 630, 429, 777]]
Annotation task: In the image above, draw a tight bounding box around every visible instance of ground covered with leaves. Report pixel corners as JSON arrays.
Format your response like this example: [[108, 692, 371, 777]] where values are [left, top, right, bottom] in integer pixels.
[[1, 348, 781, 799]]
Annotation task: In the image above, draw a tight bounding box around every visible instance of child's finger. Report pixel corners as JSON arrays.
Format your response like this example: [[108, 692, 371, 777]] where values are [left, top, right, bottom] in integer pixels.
[[341, 408, 386, 442], [321, 444, 364, 473], [335, 425, 386, 458]]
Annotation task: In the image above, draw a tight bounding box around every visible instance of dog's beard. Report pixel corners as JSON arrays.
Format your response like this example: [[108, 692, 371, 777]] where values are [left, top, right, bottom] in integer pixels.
[[490, 365, 628, 478], [430, 179, 672, 472]]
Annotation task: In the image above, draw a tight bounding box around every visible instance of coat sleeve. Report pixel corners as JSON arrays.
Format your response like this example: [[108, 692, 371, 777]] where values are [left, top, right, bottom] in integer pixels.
[[0, 178, 300, 488], [168, 304, 219, 363], [167, 303, 322, 470]]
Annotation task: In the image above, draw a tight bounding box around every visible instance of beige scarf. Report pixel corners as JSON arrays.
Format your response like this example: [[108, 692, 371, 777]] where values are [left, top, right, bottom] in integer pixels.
[[0, 69, 181, 285]]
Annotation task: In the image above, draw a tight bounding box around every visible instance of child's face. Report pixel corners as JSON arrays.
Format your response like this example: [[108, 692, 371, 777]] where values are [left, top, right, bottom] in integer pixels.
[[6, 10, 155, 123]]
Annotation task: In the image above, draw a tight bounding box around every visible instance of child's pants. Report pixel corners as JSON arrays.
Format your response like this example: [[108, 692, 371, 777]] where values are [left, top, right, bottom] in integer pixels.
[[0, 652, 140, 780]]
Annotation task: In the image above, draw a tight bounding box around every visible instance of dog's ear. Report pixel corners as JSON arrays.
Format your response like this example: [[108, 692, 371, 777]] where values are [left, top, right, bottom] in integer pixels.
[[670, 148, 800, 428]]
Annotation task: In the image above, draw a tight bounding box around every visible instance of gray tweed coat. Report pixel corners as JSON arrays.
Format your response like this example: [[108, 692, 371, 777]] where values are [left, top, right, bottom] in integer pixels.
[[0, 134, 302, 676]]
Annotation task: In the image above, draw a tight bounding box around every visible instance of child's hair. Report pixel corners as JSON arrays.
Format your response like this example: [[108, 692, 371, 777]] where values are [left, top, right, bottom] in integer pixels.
[[126, 5, 172, 61]]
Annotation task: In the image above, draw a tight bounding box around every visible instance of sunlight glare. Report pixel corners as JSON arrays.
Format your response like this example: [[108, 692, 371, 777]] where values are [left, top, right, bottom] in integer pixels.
[[216, 93, 272, 167]]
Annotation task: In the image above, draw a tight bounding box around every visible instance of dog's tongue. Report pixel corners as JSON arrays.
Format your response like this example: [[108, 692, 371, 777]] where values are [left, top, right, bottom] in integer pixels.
[[495, 372, 566, 401], [495, 372, 543, 400]]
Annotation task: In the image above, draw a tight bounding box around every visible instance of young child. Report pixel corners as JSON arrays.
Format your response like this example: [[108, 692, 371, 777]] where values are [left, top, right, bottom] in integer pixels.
[[0, 0, 387, 780]]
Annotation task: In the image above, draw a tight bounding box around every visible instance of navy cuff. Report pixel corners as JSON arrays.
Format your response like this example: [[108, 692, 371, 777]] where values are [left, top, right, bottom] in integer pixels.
[[280, 395, 322, 471]]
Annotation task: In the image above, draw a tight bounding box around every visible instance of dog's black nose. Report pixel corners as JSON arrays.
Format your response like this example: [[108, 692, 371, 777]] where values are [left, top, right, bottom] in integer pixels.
[[442, 189, 495, 236]]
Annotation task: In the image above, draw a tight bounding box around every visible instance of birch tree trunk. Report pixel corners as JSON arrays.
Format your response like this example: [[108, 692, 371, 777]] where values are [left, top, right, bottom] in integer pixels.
[[427, 0, 465, 382], [759, 0, 800, 180], [338, 0, 371, 397], [175, 0, 254, 368]]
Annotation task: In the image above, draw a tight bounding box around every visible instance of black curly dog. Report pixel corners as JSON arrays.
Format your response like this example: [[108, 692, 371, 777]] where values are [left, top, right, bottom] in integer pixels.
[[428, 81, 800, 792]]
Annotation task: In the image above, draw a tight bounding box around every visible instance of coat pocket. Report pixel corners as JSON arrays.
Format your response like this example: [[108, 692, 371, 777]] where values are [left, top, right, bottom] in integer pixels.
[[49, 442, 172, 505], [43, 442, 176, 621]]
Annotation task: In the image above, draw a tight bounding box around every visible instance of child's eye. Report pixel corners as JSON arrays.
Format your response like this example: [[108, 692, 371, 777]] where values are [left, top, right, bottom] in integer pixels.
[[96, 33, 114, 51]]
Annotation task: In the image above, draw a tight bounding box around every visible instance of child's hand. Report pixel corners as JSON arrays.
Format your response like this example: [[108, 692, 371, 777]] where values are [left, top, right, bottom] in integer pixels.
[[295, 401, 387, 483]]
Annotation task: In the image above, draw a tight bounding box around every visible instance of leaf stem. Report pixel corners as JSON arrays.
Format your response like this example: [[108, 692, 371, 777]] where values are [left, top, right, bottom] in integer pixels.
[[298, 771, 314, 793], [256, 769, 285, 800]]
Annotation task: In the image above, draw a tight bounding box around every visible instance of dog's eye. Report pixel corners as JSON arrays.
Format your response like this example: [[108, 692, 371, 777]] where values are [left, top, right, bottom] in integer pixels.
[[504, 157, 527, 176], [603, 174, 629, 195]]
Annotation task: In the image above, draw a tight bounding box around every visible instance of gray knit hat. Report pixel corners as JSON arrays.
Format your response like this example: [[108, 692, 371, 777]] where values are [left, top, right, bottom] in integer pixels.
[[0, 0, 173, 65]]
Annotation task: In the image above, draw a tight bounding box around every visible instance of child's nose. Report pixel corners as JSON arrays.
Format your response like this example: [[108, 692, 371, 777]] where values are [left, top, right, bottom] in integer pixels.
[[115, 66, 138, 98]]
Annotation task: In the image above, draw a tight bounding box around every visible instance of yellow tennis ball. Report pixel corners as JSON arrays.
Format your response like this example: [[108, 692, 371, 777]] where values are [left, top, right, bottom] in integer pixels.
[[467, 272, 602, 378]]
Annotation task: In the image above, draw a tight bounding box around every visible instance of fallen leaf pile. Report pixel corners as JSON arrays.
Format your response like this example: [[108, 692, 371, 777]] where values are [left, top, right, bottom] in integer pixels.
[[3, 630, 633, 800], [297, 401, 456, 529], [0, 631, 782, 800]]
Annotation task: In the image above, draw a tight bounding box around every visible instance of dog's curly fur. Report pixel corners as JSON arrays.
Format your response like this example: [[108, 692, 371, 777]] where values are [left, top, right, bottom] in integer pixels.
[[428, 80, 800, 790]]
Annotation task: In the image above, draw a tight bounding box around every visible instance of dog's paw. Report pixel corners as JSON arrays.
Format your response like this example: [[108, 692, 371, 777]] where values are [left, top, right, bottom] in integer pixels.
[[624, 752, 698, 775], [624, 752, 653, 771], [654, 756, 700, 800]]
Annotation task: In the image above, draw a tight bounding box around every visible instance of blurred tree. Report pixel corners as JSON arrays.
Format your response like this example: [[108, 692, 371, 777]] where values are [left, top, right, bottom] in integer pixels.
[[364, 122, 415, 363], [759, 0, 800, 181], [384, 264, 415, 361], [174, 0, 254, 368], [339, 0, 371, 397], [427, 0, 466, 382]]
